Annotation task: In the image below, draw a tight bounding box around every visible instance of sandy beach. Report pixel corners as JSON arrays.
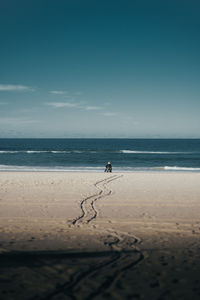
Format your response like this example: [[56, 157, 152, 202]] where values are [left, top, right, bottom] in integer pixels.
[[0, 171, 200, 299]]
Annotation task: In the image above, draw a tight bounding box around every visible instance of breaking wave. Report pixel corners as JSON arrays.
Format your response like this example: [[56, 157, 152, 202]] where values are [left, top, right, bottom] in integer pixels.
[[0, 150, 194, 155], [0, 150, 82, 154], [120, 150, 184, 154], [164, 166, 200, 171]]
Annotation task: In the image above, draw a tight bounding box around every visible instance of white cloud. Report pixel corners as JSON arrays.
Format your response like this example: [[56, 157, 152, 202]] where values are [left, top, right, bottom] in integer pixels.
[[0, 84, 34, 91], [0, 117, 40, 124], [102, 112, 117, 117], [46, 102, 79, 108], [85, 106, 102, 111], [50, 90, 67, 95], [47, 101, 105, 112]]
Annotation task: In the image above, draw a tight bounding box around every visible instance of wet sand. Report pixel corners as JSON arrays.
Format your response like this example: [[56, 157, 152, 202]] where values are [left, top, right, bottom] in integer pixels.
[[0, 172, 200, 299]]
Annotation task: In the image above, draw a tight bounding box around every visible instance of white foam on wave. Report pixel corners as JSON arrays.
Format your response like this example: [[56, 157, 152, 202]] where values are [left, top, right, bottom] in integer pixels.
[[120, 150, 185, 154], [0, 151, 18, 153], [51, 151, 70, 153], [0, 150, 50, 154], [0, 150, 88, 154], [26, 151, 48, 153], [0, 150, 77, 154], [164, 166, 200, 171], [0, 149, 195, 155]]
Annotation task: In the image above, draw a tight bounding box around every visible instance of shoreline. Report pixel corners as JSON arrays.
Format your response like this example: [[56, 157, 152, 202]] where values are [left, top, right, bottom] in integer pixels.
[[1, 169, 200, 173]]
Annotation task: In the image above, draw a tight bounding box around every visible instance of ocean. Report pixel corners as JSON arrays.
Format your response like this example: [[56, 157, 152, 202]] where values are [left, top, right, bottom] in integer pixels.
[[0, 138, 200, 172]]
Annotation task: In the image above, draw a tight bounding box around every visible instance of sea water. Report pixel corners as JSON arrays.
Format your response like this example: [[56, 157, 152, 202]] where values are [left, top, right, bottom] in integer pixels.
[[0, 138, 200, 172]]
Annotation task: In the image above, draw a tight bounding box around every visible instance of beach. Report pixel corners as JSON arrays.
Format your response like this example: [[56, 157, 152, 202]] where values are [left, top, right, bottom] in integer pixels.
[[0, 171, 200, 299]]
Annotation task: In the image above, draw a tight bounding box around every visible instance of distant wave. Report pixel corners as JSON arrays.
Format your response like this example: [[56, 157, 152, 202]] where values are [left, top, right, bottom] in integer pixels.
[[0, 151, 18, 153], [0, 149, 197, 155], [0, 150, 82, 154], [164, 166, 200, 171], [0, 150, 51, 154], [120, 150, 183, 154], [51, 151, 70, 153], [26, 151, 50, 153]]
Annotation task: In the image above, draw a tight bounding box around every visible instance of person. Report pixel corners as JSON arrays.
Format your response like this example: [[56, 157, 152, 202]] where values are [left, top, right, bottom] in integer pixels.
[[105, 161, 112, 172]]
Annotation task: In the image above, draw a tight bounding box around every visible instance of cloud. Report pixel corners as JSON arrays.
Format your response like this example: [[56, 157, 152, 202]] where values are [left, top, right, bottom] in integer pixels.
[[85, 106, 102, 111], [46, 102, 79, 108], [102, 112, 117, 117], [0, 84, 34, 92], [47, 101, 104, 112], [0, 117, 40, 124], [50, 90, 67, 95], [0, 102, 7, 105]]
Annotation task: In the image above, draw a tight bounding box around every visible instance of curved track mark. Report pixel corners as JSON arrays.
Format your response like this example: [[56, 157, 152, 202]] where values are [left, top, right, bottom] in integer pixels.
[[45, 174, 146, 300], [72, 175, 122, 226]]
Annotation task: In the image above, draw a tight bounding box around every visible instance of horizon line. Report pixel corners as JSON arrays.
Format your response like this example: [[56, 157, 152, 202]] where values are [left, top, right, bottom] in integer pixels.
[[0, 137, 200, 140]]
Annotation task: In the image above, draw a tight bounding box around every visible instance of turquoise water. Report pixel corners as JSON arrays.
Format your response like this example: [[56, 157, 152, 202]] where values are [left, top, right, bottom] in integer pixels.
[[0, 138, 200, 172]]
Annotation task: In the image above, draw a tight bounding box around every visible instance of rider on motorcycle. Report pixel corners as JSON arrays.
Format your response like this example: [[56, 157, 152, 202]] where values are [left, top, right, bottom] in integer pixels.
[[105, 162, 112, 172]]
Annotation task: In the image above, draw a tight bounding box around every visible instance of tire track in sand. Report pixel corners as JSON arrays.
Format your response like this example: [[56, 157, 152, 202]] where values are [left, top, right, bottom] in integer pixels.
[[46, 174, 145, 300], [72, 175, 121, 226]]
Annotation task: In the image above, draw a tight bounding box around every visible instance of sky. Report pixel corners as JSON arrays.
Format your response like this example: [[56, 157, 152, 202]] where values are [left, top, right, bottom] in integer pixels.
[[0, 0, 200, 138]]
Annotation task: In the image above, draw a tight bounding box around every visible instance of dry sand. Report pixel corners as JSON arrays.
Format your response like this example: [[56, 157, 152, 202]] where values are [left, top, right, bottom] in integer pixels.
[[0, 172, 200, 299]]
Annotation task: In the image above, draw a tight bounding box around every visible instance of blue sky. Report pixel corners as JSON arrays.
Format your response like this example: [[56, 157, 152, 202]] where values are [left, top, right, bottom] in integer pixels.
[[0, 0, 200, 138]]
